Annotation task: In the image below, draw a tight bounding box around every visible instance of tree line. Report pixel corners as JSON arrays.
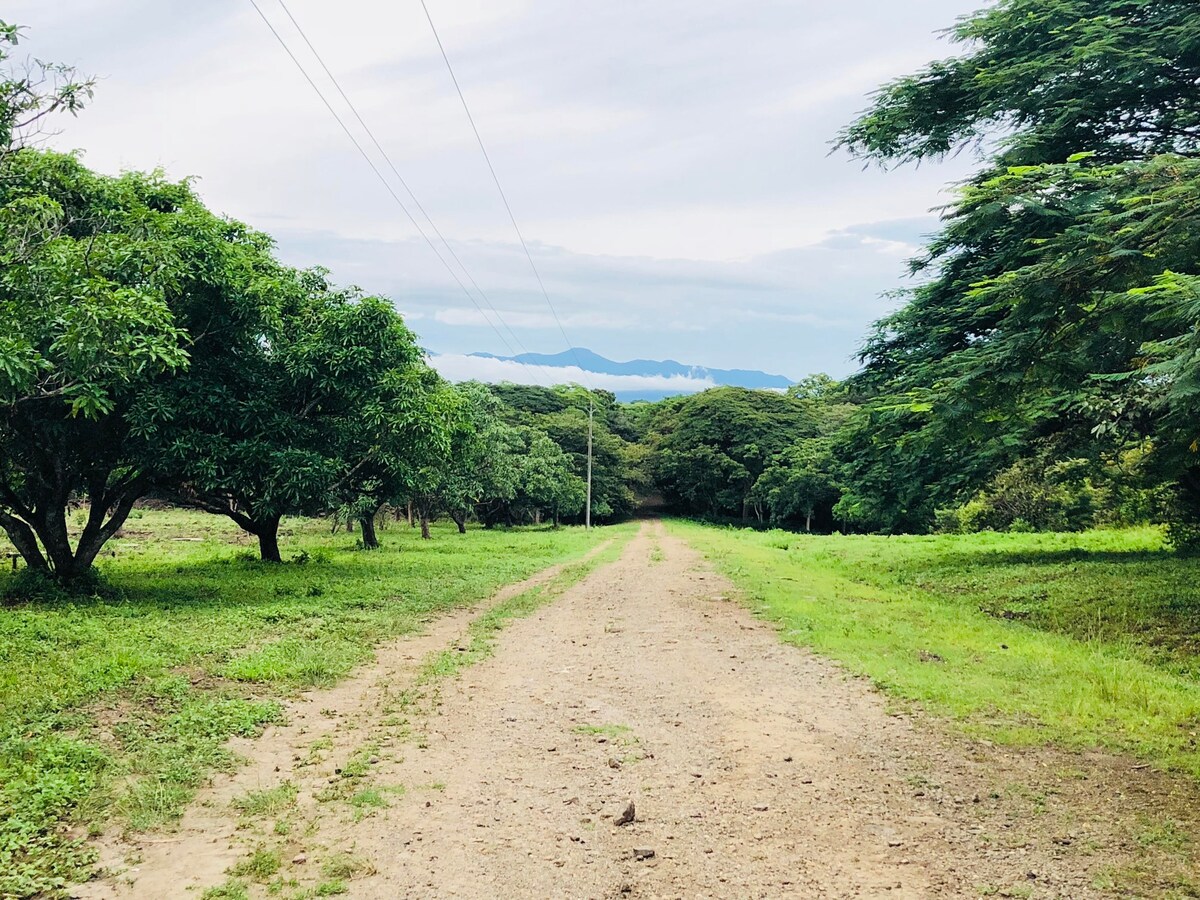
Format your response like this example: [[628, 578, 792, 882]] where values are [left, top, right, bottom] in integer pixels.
[[5, 0, 1200, 588]]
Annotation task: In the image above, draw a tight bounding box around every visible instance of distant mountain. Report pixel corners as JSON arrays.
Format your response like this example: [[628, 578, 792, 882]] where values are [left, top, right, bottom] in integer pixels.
[[469, 347, 792, 401]]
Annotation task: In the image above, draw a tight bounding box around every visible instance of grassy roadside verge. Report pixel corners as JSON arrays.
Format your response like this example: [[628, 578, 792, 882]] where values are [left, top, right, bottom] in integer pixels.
[[668, 521, 1200, 777], [0, 509, 620, 899]]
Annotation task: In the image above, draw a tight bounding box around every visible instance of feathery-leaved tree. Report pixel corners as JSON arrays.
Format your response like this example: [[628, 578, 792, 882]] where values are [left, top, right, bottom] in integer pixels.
[[834, 0, 1200, 541]]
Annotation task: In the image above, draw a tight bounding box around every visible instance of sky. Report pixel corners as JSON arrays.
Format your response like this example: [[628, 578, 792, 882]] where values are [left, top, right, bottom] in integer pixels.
[[8, 0, 984, 386]]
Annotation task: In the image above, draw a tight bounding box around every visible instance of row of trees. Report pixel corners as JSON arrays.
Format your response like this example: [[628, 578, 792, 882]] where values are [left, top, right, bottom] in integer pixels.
[[629, 376, 1167, 538], [8, 0, 1200, 583], [627, 378, 852, 531]]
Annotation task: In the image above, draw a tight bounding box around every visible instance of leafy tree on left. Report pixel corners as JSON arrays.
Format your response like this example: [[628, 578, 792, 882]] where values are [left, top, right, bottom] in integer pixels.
[[0, 145, 293, 580]]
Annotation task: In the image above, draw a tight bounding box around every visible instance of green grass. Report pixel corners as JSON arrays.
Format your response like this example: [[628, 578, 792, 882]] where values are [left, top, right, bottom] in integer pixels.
[[232, 782, 299, 819], [201, 880, 250, 900], [319, 851, 373, 880], [573, 723, 632, 738], [0, 508, 613, 899], [230, 846, 281, 881], [670, 522, 1200, 777]]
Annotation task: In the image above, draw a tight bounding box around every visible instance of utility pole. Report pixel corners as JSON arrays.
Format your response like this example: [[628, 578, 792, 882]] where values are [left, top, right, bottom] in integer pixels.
[[585, 396, 594, 530]]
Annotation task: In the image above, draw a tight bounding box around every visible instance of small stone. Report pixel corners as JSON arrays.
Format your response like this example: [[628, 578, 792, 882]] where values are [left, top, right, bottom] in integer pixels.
[[291, 853, 308, 865], [752, 805, 768, 812], [632, 848, 655, 861], [608, 757, 621, 769], [888, 840, 903, 848], [613, 800, 636, 826]]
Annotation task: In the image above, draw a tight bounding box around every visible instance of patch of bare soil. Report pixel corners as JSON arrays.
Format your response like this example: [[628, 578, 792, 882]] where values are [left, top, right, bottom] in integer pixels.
[[74, 523, 1200, 899]]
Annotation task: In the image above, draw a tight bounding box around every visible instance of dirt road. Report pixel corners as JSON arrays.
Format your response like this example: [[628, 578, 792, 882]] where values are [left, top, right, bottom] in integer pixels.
[[79, 522, 1199, 899]]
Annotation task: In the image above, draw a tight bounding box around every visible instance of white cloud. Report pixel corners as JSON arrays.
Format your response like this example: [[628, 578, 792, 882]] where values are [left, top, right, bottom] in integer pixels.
[[429, 353, 716, 394], [433, 308, 632, 330]]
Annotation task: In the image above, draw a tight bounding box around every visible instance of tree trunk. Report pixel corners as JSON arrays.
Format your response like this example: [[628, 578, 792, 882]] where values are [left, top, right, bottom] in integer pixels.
[[449, 509, 467, 534], [0, 476, 144, 583], [255, 516, 283, 563], [407, 500, 415, 527], [0, 511, 49, 573], [359, 513, 379, 550], [805, 510, 812, 533], [419, 513, 431, 540]]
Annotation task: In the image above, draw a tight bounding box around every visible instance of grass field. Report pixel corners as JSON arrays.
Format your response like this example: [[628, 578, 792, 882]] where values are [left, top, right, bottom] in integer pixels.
[[670, 522, 1200, 777], [0, 509, 620, 899]]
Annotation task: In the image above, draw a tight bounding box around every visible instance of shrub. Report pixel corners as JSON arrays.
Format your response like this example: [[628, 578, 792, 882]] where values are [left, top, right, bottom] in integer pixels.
[[947, 458, 1100, 534]]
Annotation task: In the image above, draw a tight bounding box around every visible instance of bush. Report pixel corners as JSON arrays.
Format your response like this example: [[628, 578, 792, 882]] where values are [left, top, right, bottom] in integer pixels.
[[932, 507, 964, 534], [946, 458, 1100, 534]]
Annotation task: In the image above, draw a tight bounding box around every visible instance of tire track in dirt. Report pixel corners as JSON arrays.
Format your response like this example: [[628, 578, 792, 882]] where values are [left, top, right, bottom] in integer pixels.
[[333, 520, 950, 899]]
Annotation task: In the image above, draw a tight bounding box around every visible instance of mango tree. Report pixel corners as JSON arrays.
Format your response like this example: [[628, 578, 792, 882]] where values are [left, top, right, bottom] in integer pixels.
[[0, 149, 278, 580], [155, 277, 421, 561]]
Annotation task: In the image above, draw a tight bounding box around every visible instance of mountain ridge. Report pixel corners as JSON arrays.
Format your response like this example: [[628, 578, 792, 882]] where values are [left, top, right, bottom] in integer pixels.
[[469, 348, 792, 399]]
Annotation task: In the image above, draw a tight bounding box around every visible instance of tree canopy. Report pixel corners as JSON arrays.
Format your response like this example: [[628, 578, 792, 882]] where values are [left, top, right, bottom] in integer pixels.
[[832, 0, 1200, 544]]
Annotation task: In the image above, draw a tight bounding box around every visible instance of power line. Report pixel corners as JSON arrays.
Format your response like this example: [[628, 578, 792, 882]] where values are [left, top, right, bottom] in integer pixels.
[[247, 0, 590, 395], [246, 0, 532, 372], [418, 0, 593, 388], [417, 1, 599, 527], [270, 0, 546, 370]]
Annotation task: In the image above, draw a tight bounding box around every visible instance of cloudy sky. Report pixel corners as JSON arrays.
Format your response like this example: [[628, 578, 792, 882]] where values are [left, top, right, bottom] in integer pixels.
[[10, 0, 982, 385]]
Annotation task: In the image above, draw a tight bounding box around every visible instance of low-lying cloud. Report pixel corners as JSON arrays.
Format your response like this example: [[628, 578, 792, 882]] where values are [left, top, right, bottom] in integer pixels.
[[430, 353, 717, 394]]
